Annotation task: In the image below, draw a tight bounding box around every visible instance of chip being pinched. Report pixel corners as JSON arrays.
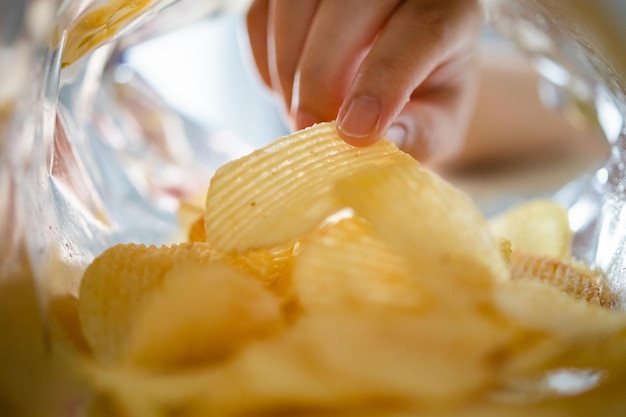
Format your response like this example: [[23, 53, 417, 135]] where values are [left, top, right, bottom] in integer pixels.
[[204, 121, 414, 253]]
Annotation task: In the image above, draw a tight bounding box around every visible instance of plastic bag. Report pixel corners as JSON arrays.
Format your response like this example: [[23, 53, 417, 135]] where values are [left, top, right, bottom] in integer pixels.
[[0, 0, 251, 297], [1, 0, 251, 413], [1, 0, 626, 414], [485, 0, 626, 306]]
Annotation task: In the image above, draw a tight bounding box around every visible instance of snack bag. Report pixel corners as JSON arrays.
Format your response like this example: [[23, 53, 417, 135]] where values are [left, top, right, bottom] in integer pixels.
[[0, 0, 249, 414], [1, 0, 626, 416]]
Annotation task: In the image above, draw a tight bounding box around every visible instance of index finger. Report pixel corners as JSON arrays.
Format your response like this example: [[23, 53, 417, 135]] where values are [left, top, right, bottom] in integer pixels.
[[337, 0, 483, 146]]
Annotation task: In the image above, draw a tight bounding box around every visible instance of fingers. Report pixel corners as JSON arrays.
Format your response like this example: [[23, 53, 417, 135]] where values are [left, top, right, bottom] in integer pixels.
[[266, 0, 319, 113], [336, 0, 482, 147], [247, 0, 483, 163], [389, 61, 479, 164], [291, 0, 400, 129], [246, 0, 271, 87]]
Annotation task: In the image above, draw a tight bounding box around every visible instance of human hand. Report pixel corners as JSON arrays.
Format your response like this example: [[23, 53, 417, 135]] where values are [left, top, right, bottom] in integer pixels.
[[246, 0, 483, 163]]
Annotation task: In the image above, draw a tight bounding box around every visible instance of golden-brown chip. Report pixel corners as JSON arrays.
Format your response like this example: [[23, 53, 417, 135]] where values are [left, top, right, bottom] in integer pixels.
[[229, 240, 303, 298], [187, 214, 206, 243], [509, 250, 617, 308], [122, 262, 283, 372], [293, 216, 419, 312], [78, 242, 217, 363], [204, 121, 413, 253], [489, 199, 572, 258], [334, 163, 509, 309]]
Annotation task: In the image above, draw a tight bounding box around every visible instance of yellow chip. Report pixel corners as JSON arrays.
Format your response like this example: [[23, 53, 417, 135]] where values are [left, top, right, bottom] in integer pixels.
[[122, 262, 283, 372], [61, 0, 152, 67], [187, 214, 206, 243], [509, 250, 617, 308], [230, 240, 303, 298], [489, 199, 572, 258], [204, 121, 413, 253], [334, 163, 509, 309], [78, 242, 218, 363], [293, 216, 419, 312]]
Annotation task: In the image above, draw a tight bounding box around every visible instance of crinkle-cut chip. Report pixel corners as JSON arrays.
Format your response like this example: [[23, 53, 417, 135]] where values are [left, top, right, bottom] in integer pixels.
[[493, 280, 626, 375], [294, 216, 419, 311], [230, 239, 303, 298], [334, 163, 509, 310], [489, 199, 572, 258], [187, 214, 206, 243], [122, 262, 283, 373], [509, 250, 617, 308], [78, 242, 218, 363], [204, 121, 414, 253]]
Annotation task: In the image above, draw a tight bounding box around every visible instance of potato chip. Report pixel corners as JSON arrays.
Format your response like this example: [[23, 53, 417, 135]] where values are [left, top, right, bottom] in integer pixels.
[[61, 0, 152, 67], [204, 121, 413, 253], [122, 262, 283, 372], [174, 310, 513, 411], [489, 199, 572, 258], [227, 240, 303, 298], [187, 214, 206, 243], [334, 163, 509, 309], [293, 216, 419, 311], [78, 242, 218, 363], [493, 280, 626, 375], [509, 250, 617, 308]]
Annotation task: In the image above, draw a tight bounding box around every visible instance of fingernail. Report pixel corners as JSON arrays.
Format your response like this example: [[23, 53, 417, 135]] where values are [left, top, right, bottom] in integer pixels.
[[294, 110, 319, 130], [386, 123, 407, 148], [337, 96, 380, 138]]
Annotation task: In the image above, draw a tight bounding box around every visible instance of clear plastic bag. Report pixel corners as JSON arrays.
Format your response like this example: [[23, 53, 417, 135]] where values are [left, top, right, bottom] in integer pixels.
[[0, 0, 251, 297], [485, 0, 626, 306], [1, 0, 626, 414]]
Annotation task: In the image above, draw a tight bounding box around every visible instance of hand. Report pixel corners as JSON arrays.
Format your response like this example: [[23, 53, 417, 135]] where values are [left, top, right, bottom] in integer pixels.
[[246, 0, 483, 163]]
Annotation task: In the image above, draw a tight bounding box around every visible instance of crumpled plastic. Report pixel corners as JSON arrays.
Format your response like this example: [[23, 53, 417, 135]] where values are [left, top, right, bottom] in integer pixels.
[[486, 0, 626, 306], [0, 0, 251, 304], [0, 0, 625, 415]]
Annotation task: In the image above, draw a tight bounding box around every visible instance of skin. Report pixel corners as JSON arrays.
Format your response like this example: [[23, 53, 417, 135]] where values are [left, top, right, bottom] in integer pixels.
[[246, 0, 607, 167], [246, 0, 484, 163]]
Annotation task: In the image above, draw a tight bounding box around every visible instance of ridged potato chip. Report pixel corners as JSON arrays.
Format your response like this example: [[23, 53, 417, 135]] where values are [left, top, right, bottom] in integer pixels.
[[122, 262, 283, 372], [78, 242, 218, 363], [293, 216, 419, 311], [509, 250, 616, 308], [489, 199, 572, 258], [204, 122, 413, 253], [334, 163, 509, 310]]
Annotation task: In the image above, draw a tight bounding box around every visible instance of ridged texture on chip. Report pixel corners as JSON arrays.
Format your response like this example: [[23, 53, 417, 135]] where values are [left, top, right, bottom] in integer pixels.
[[204, 122, 413, 253], [509, 250, 617, 308], [489, 199, 572, 258], [334, 163, 509, 310], [78, 243, 217, 363], [294, 216, 419, 311]]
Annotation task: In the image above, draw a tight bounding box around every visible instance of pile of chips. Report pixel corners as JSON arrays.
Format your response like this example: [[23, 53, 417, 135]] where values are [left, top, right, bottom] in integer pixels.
[[63, 122, 626, 416]]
